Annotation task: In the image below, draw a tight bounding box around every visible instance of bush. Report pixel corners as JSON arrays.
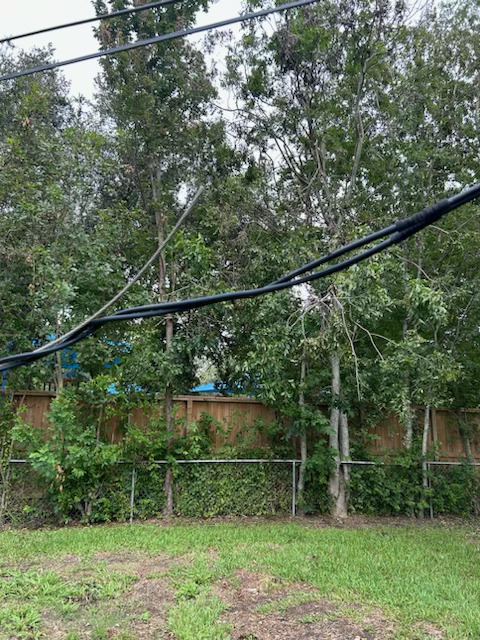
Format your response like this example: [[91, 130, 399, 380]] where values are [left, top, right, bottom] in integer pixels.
[[302, 442, 332, 514], [430, 463, 479, 515], [348, 455, 480, 516], [25, 391, 122, 523], [133, 464, 167, 519], [349, 460, 422, 516]]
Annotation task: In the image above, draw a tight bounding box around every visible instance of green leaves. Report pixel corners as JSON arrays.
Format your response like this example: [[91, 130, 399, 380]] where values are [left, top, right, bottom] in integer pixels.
[[27, 391, 122, 523]]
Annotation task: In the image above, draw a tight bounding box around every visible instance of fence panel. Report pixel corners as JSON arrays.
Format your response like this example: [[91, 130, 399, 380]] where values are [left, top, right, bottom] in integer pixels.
[[172, 461, 294, 517], [132, 464, 167, 520], [2, 459, 480, 525], [1, 461, 53, 526], [5, 391, 480, 461]]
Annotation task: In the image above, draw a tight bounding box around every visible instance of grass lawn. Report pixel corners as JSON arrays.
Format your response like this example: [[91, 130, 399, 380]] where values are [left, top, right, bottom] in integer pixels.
[[0, 517, 479, 639]]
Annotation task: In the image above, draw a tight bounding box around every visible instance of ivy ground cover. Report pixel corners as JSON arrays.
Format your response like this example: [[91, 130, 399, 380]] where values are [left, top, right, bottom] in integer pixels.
[[0, 518, 478, 639]]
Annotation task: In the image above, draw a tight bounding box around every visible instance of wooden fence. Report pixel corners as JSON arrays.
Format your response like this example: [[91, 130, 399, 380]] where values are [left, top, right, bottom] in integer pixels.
[[5, 391, 480, 461]]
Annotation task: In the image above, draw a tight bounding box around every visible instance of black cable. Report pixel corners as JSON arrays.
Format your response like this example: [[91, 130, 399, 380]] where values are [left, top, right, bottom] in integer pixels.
[[2, 183, 478, 372], [0, 0, 185, 45], [272, 186, 480, 286], [0, 0, 320, 83], [272, 225, 397, 284]]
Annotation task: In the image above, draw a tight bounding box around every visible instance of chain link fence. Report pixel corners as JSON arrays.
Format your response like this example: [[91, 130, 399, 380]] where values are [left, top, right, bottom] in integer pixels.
[[346, 460, 480, 517], [1, 459, 479, 526], [1, 459, 300, 526]]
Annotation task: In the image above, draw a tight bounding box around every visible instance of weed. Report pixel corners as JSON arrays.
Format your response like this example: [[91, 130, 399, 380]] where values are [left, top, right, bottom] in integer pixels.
[[59, 601, 81, 619], [168, 593, 231, 640], [299, 614, 320, 624], [256, 591, 319, 614], [0, 604, 42, 639]]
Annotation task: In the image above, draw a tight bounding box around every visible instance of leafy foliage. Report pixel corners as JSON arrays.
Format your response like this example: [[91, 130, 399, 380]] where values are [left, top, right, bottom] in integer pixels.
[[27, 391, 121, 523]]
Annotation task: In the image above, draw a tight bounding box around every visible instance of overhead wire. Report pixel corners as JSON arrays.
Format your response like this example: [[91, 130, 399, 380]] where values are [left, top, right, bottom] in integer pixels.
[[2, 183, 479, 372], [0, 0, 321, 82], [0, 0, 186, 45]]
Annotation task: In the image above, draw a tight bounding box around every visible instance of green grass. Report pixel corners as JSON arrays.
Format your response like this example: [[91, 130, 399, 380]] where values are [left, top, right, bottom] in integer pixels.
[[256, 591, 320, 614], [0, 520, 478, 638], [0, 563, 137, 639]]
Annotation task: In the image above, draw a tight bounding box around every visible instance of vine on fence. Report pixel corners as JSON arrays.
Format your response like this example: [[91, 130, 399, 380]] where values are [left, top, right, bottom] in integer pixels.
[[0, 397, 15, 525]]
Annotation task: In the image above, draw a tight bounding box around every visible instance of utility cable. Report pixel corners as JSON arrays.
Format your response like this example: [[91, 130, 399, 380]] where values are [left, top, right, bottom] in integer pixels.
[[0, 0, 320, 82], [34, 187, 203, 354], [0, 0, 186, 45], [272, 191, 469, 285], [1, 183, 479, 372]]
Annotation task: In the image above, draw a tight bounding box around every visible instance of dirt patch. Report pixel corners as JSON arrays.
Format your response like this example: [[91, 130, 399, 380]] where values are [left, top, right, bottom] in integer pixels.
[[214, 569, 292, 607], [72, 552, 178, 638], [13, 553, 81, 573], [92, 550, 176, 578], [413, 622, 445, 639], [116, 575, 175, 639], [216, 570, 398, 640], [41, 567, 176, 639], [215, 569, 446, 639]]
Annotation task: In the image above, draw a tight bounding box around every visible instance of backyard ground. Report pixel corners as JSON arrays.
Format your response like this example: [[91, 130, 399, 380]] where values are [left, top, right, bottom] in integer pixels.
[[0, 516, 478, 640]]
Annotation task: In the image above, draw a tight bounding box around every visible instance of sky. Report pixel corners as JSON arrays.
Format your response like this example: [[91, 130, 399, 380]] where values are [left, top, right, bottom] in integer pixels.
[[1, 0, 243, 100]]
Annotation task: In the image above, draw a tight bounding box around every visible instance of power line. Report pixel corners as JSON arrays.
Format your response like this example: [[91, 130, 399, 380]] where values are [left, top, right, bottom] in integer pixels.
[[0, 0, 320, 83], [2, 183, 479, 372], [0, 0, 185, 45], [271, 195, 454, 285]]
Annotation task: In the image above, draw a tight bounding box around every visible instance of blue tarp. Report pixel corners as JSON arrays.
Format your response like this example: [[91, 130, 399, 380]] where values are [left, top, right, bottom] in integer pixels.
[[190, 383, 233, 394]]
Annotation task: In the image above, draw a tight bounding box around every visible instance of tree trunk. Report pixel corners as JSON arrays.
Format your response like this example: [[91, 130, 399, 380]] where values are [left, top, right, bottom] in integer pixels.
[[402, 254, 413, 450], [55, 350, 64, 392], [335, 412, 350, 518], [164, 315, 174, 516], [329, 354, 341, 508], [457, 408, 475, 465], [329, 354, 350, 518], [297, 355, 307, 515], [420, 405, 430, 519], [403, 393, 413, 450], [150, 163, 176, 517]]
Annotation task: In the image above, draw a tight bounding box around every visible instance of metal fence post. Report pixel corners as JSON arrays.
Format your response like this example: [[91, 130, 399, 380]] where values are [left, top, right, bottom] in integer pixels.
[[428, 462, 434, 519], [292, 461, 296, 516], [129, 467, 136, 524]]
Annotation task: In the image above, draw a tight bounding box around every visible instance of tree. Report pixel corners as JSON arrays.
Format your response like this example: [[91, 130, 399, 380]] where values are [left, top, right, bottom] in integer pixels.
[[93, 0, 234, 513], [221, 0, 413, 516]]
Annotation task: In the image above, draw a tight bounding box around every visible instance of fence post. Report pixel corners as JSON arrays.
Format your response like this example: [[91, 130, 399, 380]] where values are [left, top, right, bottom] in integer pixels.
[[292, 461, 296, 516], [129, 467, 136, 524], [428, 462, 434, 519]]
